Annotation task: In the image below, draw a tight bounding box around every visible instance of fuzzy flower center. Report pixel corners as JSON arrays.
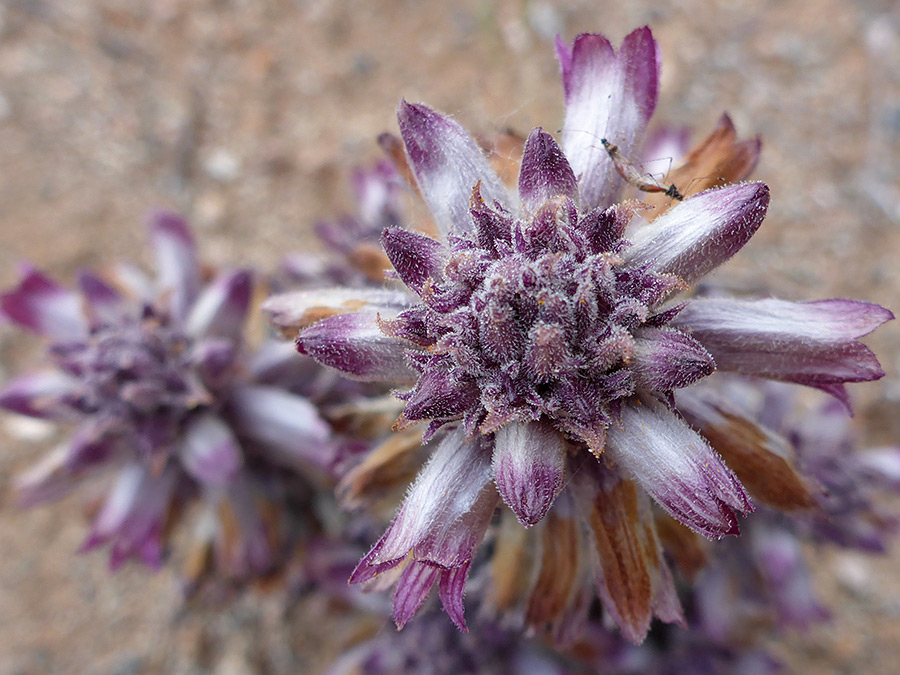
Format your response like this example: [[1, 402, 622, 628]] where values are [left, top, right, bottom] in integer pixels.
[[50, 311, 204, 449], [394, 195, 710, 444]]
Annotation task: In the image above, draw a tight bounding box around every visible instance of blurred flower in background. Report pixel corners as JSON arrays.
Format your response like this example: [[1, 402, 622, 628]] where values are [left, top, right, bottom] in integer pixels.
[[0, 212, 341, 593]]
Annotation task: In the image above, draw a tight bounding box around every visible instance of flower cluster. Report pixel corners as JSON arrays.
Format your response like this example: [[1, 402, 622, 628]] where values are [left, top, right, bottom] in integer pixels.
[[1, 21, 897, 675], [282, 27, 892, 640], [1, 213, 337, 590]]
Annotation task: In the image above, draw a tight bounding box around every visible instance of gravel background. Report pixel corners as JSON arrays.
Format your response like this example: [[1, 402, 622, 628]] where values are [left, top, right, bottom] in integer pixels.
[[1, 1, 899, 672]]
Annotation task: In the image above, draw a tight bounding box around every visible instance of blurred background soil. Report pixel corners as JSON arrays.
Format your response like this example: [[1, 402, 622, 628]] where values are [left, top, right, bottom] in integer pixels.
[[1, 0, 900, 673]]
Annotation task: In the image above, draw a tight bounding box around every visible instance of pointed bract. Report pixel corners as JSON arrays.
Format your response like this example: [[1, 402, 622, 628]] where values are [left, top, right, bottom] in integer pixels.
[[398, 101, 510, 240], [559, 28, 660, 209], [296, 311, 418, 383], [402, 366, 480, 421], [382, 228, 447, 294], [625, 182, 770, 284], [632, 326, 716, 391], [492, 420, 567, 527], [518, 128, 579, 212], [672, 297, 892, 391], [606, 396, 752, 538]]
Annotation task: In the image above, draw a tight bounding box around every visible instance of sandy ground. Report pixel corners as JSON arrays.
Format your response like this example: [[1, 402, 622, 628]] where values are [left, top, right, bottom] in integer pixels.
[[1, 1, 900, 672]]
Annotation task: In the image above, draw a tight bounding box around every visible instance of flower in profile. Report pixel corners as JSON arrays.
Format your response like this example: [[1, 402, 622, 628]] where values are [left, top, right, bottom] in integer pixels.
[[274, 27, 891, 640], [1, 213, 336, 589]]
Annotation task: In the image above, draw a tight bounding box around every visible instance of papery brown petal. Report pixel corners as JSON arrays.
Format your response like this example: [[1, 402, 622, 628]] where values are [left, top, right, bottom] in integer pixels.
[[487, 509, 533, 612], [525, 508, 580, 627], [181, 538, 213, 597], [587, 478, 653, 641], [653, 511, 708, 582], [263, 287, 410, 336], [337, 429, 425, 508], [642, 113, 761, 219], [578, 472, 683, 644], [347, 242, 393, 284], [680, 396, 817, 511]]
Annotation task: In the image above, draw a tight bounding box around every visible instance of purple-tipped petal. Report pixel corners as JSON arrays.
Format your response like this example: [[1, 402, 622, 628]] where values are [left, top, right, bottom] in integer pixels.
[[179, 413, 243, 486], [398, 101, 510, 240], [82, 463, 177, 570], [606, 396, 752, 538], [0, 370, 79, 419], [185, 269, 252, 341], [617, 26, 660, 123], [362, 428, 494, 568], [382, 228, 447, 294], [263, 287, 412, 335], [351, 159, 404, 228], [81, 464, 142, 550], [631, 326, 716, 391], [228, 385, 332, 471], [0, 266, 87, 339], [190, 338, 239, 388], [296, 312, 418, 383], [558, 28, 660, 209], [518, 128, 579, 212], [13, 425, 112, 507], [671, 297, 892, 389], [438, 562, 471, 632], [393, 561, 440, 629], [149, 211, 200, 321], [625, 182, 770, 285], [492, 420, 567, 527]]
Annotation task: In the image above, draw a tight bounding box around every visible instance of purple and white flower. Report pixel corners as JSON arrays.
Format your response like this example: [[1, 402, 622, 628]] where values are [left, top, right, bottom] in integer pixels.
[[271, 27, 891, 640], [1, 212, 337, 589]]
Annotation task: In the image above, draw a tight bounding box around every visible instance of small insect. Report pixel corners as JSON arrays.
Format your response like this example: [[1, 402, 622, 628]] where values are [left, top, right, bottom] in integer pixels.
[[601, 138, 684, 201]]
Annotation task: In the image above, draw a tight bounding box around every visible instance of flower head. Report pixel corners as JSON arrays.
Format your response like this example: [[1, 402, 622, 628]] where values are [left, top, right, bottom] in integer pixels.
[[1, 213, 336, 588], [276, 27, 891, 640]]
